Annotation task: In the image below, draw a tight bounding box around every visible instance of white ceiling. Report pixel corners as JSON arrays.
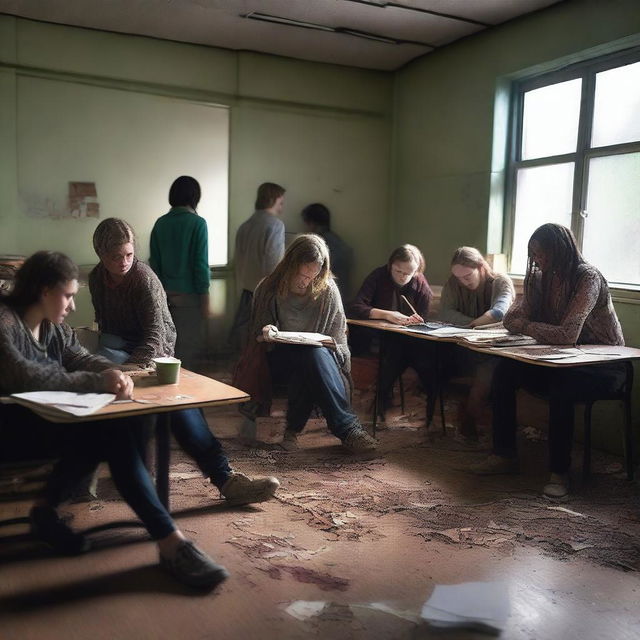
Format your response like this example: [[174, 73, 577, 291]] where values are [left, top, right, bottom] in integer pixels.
[[0, 0, 565, 71]]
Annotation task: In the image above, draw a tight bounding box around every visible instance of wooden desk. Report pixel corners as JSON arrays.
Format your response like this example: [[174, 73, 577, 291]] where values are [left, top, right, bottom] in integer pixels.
[[8, 369, 249, 509], [347, 318, 640, 435]]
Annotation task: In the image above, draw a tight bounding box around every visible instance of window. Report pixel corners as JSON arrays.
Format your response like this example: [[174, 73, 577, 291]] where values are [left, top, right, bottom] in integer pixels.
[[506, 49, 640, 287]]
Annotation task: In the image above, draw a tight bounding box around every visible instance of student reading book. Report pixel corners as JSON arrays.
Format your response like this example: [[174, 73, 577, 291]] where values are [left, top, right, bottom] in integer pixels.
[[243, 234, 377, 454]]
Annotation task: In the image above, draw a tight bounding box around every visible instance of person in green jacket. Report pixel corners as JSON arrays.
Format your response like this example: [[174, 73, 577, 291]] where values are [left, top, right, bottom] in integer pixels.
[[150, 176, 210, 370]]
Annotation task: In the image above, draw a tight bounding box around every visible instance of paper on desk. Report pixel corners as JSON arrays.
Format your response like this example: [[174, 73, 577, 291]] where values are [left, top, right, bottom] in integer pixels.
[[421, 581, 510, 634], [10, 391, 116, 417]]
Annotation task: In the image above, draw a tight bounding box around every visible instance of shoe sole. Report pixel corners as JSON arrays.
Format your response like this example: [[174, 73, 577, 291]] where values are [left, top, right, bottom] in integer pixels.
[[164, 565, 230, 589]]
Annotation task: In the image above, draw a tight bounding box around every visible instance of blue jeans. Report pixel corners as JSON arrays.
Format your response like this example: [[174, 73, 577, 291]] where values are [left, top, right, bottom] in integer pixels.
[[1, 405, 176, 540], [170, 408, 232, 489], [267, 344, 359, 440]]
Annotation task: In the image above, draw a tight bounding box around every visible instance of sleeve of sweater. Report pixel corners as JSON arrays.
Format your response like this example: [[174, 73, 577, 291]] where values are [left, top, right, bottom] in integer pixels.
[[249, 281, 279, 340], [438, 280, 475, 325], [325, 282, 350, 371], [488, 275, 516, 321], [0, 318, 106, 393], [193, 217, 210, 295], [415, 277, 433, 319], [128, 272, 171, 366], [262, 218, 285, 277], [349, 268, 379, 319], [508, 270, 602, 345]]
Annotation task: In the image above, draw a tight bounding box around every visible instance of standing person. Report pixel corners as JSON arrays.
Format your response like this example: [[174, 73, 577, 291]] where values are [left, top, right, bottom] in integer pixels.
[[439, 247, 515, 439], [230, 182, 286, 350], [0, 251, 227, 588], [90, 218, 280, 506], [349, 245, 434, 419], [242, 234, 377, 454], [471, 223, 625, 498], [150, 176, 209, 370], [301, 203, 353, 300]]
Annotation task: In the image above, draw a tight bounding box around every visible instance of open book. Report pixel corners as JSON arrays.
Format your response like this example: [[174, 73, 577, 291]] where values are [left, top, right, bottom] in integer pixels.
[[267, 328, 334, 347], [4, 391, 116, 418]]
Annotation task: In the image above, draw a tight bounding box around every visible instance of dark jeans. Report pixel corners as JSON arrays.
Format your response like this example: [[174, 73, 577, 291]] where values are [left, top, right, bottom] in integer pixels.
[[170, 408, 232, 489], [379, 333, 437, 404], [267, 344, 358, 440], [491, 359, 627, 473], [1, 405, 176, 540]]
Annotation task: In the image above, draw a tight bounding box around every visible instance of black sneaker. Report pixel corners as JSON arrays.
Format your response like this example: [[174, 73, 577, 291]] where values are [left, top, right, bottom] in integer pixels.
[[30, 506, 91, 556], [160, 540, 230, 589]]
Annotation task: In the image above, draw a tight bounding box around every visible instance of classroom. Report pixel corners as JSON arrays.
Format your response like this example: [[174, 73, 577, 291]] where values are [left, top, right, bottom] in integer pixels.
[[0, 1, 639, 638]]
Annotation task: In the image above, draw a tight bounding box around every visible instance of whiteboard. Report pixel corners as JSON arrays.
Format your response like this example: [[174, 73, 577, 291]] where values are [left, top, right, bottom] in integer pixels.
[[16, 75, 229, 265]]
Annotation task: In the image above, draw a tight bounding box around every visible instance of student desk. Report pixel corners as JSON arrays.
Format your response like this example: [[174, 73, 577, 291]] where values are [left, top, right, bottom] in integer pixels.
[[347, 318, 640, 437], [0, 370, 249, 540]]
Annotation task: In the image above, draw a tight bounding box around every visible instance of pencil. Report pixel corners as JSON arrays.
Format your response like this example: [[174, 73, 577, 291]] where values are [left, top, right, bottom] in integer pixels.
[[400, 294, 418, 316]]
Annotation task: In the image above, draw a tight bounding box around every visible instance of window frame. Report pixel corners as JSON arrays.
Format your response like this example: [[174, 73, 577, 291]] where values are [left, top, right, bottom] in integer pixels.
[[504, 46, 640, 290]]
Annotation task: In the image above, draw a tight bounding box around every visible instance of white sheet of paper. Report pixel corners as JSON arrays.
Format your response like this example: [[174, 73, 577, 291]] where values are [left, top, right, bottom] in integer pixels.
[[11, 391, 116, 417], [421, 581, 510, 631]]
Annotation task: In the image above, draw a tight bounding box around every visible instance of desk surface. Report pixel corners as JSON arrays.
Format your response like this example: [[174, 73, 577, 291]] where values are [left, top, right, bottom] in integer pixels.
[[19, 369, 249, 423], [347, 318, 640, 368]]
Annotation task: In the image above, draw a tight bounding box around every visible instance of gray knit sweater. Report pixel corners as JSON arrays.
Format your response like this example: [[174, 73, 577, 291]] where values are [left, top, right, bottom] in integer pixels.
[[250, 278, 350, 374], [0, 302, 112, 395]]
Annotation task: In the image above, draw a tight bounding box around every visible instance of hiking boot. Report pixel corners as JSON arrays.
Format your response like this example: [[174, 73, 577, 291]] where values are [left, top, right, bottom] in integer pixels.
[[469, 454, 519, 475], [543, 473, 569, 498], [30, 506, 91, 556], [221, 472, 280, 506], [343, 429, 378, 454], [160, 540, 229, 589], [280, 430, 299, 451]]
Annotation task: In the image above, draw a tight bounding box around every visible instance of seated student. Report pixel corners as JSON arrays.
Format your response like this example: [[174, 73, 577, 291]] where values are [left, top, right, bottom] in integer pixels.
[[89, 218, 279, 506], [471, 223, 626, 498], [245, 233, 377, 453], [0, 251, 227, 587], [301, 203, 353, 300], [349, 244, 434, 417], [439, 247, 515, 438]]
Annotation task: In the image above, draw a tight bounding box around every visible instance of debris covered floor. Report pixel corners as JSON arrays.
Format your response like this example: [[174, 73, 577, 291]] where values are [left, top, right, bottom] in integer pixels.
[[1, 369, 639, 640]]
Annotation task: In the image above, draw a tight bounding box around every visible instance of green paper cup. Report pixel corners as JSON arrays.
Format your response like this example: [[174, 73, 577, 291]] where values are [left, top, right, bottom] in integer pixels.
[[153, 357, 181, 384]]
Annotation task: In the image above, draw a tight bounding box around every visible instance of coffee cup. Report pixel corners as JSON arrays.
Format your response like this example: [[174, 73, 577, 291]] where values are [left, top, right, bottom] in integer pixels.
[[153, 357, 181, 384]]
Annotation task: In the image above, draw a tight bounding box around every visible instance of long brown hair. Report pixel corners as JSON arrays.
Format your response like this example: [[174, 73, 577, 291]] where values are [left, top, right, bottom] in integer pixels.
[[451, 246, 494, 279], [524, 223, 587, 322], [387, 244, 425, 273], [262, 234, 332, 299]]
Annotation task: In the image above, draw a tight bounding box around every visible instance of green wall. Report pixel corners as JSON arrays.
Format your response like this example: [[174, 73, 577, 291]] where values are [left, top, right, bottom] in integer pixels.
[[0, 15, 393, 328]]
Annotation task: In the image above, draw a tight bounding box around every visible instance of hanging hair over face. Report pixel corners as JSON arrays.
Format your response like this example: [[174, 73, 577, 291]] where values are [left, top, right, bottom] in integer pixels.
[[4, 251, 78, 313], [450, 246, 493, 277], [524, 223, 586, 322], [262, 233, 332, 299], [92, 218, 136, 258], [387, 244, 425, 274], [169, 175, 201, 210]]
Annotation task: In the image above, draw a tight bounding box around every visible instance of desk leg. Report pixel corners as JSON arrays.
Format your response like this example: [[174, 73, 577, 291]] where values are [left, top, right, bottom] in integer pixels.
[[372, 336, 385, 437], [156, 413, 171, 509]]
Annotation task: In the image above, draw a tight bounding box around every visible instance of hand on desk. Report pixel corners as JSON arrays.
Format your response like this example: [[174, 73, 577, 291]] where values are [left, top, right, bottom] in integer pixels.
[[102, 369, 135, 400], [384, 310, 424, 325]]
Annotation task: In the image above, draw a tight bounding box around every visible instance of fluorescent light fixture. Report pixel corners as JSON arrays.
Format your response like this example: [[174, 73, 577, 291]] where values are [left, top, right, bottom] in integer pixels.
[[242, 11, 433, 47]]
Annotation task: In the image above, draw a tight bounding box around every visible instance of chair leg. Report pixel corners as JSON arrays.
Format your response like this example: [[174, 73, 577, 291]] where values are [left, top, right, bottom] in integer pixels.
[[623, 397, 634, 481], [583, 403, 593, 482]]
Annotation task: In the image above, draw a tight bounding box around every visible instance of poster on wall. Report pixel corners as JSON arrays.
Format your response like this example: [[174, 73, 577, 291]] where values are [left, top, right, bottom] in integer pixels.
[[20, 182, 100, 219]]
